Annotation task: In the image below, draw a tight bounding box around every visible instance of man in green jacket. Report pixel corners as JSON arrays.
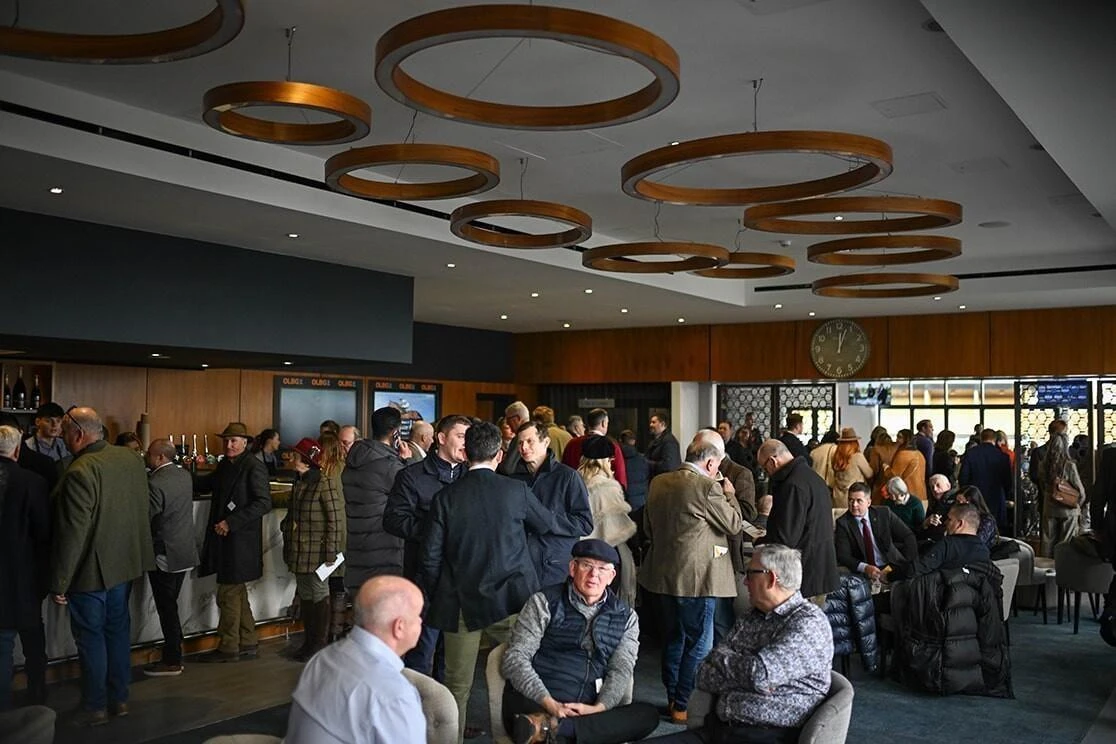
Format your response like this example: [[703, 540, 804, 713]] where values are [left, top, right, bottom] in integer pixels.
[[50, 406, 154, 727]]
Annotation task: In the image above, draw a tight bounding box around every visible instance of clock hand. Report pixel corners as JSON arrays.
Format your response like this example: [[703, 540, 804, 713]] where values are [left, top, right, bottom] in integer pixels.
[[836, 329, 847, 354]]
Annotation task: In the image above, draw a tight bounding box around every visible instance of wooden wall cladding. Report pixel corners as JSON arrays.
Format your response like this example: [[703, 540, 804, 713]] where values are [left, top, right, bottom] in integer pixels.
[[989, 306, 1114, 377], [53, 363, 147, 441], [710, 322, 797, 381], [515, 325, 711, 383], [888, 312, 990, 378], [147, 368, 242, 444], [239, 370, 277, 434]]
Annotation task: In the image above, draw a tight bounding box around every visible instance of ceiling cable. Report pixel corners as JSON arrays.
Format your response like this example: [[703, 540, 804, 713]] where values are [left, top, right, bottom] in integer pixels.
[[519, 157, 528, 200], [10, 0, 19, 27], [393, 110, 419, 183], [464, 38, 526, 99], [653, 202, 663, 241], [285, 26, 297, 82], [751, 77, 764, 133]]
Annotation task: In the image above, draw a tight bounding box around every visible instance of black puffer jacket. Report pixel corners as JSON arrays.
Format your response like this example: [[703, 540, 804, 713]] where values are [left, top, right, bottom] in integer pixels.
[[342, 440, 405, 588], [824, 573, 878, 672], [892, 561, 1012, 698]]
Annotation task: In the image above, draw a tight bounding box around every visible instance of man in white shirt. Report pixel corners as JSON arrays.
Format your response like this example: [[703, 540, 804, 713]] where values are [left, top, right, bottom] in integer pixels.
[[286, 576, 427, 744]]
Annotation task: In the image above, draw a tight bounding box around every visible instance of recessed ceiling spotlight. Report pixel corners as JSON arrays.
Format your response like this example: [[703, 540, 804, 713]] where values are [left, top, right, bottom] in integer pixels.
[[283, 360, 293, 365], [933, 296, 942, 301], [669, 141, 679, 146], [150, 353, 162, 358], [833, 215, 843, 221], [49, 187, 64, 195], [958, 304, 967, 310], [978, 220, 1011, 229], [287, 232, 299, 239], [808, 311, 816, 317], [677, 317, 685, 323], [201, 363, 209, 368], [562, 322, 571, 328], [584, 288, 593, 294], [530, 292, 540, 298], [500, 314, 508, 320], [620, 308, 629, 313], [774, 303, 783, 309], [446, 262, 456, 268]]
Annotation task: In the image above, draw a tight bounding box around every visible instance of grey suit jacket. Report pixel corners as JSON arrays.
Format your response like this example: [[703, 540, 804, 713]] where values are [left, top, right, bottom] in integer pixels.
[[149, 463, 199, 572]]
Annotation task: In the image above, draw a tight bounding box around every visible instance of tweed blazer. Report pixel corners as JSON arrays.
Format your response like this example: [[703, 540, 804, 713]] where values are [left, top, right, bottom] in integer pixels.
[[50, 440, 154, 594], [639, 466, 743, 598], [282, 467, 347, 575]]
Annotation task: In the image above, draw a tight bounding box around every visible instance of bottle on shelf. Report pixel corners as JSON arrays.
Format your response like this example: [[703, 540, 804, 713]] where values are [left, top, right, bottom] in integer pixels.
[[2, 374, 10, 409], [12, 367, 26, 409], [170, 433, 182, 463], [30, 374, 42, 410]]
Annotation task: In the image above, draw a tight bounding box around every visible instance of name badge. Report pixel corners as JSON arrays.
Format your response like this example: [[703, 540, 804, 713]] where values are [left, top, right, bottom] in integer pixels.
[[595, 678, 603, 693], [226, 500, 237, 512]]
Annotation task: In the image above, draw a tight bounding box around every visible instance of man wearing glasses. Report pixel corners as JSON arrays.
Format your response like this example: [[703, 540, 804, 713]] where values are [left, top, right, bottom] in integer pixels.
[[500, 540, 659, 744], [50, 406, 153, 727]]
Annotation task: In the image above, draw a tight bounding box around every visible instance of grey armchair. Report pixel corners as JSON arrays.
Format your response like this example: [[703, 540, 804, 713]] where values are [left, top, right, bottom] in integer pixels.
[[402, 668, 459, 744]]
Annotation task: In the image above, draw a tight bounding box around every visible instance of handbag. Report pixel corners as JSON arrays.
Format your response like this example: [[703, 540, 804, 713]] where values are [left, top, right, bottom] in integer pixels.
[[1053, 477, 1081, 508]]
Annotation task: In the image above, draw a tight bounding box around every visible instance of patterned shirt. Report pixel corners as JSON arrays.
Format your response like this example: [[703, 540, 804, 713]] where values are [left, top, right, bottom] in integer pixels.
[[696, 591, 832, 728]]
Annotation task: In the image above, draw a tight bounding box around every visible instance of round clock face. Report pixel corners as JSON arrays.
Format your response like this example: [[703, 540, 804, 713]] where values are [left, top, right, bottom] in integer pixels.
[[810, 319, 870, 378]]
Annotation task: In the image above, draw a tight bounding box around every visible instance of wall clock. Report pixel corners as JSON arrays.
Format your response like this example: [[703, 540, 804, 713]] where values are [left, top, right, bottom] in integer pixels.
[[810, 319, 870, 378]]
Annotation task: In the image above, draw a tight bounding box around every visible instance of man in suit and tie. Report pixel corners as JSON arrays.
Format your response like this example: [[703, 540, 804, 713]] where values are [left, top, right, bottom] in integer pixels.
[[421, 421, 560, 743], [835, 483, 917, 581]]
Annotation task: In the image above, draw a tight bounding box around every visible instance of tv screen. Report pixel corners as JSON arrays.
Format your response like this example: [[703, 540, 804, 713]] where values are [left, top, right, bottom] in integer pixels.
[[848, 383, 891, 407], [275, 375, 362, 446], [371, 381, 441, 439]]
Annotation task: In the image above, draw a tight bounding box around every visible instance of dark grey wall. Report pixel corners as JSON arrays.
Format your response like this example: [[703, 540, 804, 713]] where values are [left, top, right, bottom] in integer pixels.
[[1, 208, 413, 364]]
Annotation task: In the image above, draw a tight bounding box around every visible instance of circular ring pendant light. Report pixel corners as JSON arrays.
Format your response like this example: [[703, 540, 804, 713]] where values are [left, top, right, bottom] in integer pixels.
[[203, 81, 371, 145], [582, 242, 728, 274], [325, 144, 500, 201], [692, 252, 796, 279], [450, 200, 592, 249], [375, 4, 680, 130], [807, 235, 961, 265], [0, 0, 244, 64], [812, 272, 959, 298], [743, 196, 962, 234], [621, 131, 893, 205]]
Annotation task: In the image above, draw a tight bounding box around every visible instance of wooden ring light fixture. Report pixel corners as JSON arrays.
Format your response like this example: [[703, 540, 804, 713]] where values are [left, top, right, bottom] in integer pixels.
[[450, 200, 592, 249], [374, 4, 680, 130], [203, 81, 372, 145], [582, 242, 728, 274], [807, 235, 961, 265], [0, 0, 244, 64], [621, 131, 893, 205], [743, 196, 963, 235], [692, 252, 796, 279], [325, 144, 500, 201], [812, 272, 960, 298]]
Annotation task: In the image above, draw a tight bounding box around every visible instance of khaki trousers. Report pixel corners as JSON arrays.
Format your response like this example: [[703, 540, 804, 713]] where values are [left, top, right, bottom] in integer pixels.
[[443, 612, 517, 744], [216, 583, 258, 654]]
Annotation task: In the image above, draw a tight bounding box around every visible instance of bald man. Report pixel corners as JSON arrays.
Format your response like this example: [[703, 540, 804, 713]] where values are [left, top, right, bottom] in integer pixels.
[[287, 576, 428, 744]]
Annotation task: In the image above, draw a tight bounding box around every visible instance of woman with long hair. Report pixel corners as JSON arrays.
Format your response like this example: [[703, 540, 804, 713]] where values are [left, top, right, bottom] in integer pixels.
[[252, 428, 281, 476], [955, 485, 999, 549], [1038, 432, 1084, 556], [281, 435, 347, 661], [890, 429, 927, 504], [830, 428, 873, 509], [931, 429, 958, 484], [576, 435, 638, 606], [868, 430, 897, 504]]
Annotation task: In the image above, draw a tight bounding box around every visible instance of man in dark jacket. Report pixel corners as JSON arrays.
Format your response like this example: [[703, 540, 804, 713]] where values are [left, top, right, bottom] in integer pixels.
[[195, 422, 272, 663], [343, 407, 409, 594], [422, 422, 559, 742], [510, 421, 594, 586], [619, 430, 649, 511], [50, 407, 154, 725], [646, 411, 682, 479], [1092, 446, 1116, 645], [778, 414, 809, 460], [0, 425, 51, 709], [889, 503, 990, 580], [756, 438, 839, 600], [960, 429, 1013, 531], [835, 484, 916, 580], [143, 439, 199, 677], [384, 414, 471, 675]]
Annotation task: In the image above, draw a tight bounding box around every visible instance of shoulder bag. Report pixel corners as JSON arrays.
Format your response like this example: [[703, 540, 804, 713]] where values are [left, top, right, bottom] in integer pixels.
[[1053, 477, 1081, 508]]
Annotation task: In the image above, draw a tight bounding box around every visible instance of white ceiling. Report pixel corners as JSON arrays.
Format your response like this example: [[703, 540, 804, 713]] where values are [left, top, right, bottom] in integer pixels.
[[1, 0, 1114, 333]]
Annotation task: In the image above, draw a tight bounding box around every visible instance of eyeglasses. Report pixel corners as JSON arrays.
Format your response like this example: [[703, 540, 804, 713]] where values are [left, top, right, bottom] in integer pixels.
[[64, 405, 82, 432], [745, 568, 773, 577], [574, 560, 616, 576]]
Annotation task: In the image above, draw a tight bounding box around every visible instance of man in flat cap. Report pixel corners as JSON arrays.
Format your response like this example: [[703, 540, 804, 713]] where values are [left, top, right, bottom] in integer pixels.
[[500, 539, 658, 744], [195, 422, 272, 662]]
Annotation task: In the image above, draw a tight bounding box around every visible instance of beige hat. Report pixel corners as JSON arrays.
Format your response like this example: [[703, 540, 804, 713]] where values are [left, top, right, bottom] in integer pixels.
[[837, 427, 860, 443], [218, 422, 252, 439]]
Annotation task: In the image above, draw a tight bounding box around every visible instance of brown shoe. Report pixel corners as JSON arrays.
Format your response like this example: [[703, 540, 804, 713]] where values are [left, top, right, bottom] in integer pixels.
[[72, 709, 109, 727], [511, 712, 555, 744], [670, 707, 688, 724], [109, 702, 129, 718], [143, 662, 184, 677]]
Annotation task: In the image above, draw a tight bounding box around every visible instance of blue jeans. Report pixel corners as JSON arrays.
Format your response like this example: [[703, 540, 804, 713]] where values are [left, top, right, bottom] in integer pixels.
[[661, 595, 715, 709], [0, 628, 15, 711], [67, 582, 132, 711]]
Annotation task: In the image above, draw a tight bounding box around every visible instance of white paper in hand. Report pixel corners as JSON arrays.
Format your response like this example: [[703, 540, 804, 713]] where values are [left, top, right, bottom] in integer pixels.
[[315, 552, 345, 581]]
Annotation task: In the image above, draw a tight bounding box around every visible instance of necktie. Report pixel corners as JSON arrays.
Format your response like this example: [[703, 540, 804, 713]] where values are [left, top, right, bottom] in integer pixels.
[[861, 518, 877, 566]]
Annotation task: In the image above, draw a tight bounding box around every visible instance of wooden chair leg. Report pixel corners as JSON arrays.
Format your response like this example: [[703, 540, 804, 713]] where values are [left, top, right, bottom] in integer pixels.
[[1074, 592, 1082, 634]]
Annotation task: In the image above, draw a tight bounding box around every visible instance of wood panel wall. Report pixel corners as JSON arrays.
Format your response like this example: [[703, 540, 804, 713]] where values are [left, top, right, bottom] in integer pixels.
[[516, 305, 1116, 383]]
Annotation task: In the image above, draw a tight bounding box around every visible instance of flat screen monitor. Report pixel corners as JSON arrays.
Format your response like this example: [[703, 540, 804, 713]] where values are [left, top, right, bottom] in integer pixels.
[[848, 383, 891, 407], [275, 375, 362, 446], [371, 380, 441, 439], [1035, 381, 1089, 407]]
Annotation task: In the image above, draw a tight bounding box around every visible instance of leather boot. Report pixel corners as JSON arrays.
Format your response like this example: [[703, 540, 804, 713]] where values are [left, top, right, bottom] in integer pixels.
[[294, 599, 331, 662], [290, 598, 316, 661]]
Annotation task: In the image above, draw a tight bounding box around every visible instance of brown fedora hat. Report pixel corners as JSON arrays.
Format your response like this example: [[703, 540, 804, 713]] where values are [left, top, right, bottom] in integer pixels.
[[837, 427, 860, 442], [218, 422, 252, 439]]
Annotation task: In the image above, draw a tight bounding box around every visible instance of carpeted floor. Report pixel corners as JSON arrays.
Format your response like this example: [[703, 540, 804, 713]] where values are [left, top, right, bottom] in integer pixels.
[[144, 611, 1115, 744]]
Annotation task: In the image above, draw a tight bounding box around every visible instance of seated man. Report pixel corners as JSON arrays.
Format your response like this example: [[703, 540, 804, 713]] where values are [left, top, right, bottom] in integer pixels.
[[286, 576, 426, 744], [888, 503, 990, 581], [501, 540, 659, 744], [835, 483, 917, 581], [652, 544, 834, 744]]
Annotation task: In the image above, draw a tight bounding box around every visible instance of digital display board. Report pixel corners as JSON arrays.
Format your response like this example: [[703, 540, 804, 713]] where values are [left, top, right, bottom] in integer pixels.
[[1035, 381, 1089, 407], [371, 380, 441, 439]]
